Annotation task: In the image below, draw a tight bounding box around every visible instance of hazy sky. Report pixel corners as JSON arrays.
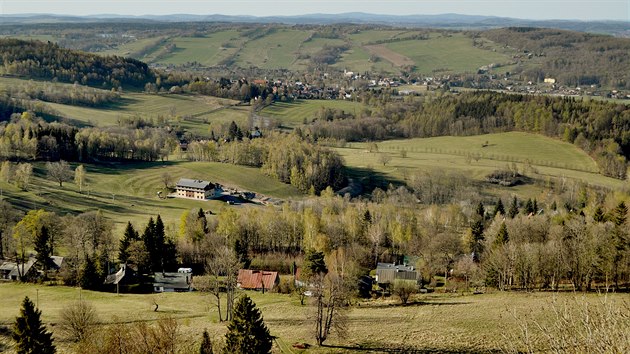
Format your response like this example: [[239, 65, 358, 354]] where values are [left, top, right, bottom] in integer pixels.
[[0, 0, 628, 21]]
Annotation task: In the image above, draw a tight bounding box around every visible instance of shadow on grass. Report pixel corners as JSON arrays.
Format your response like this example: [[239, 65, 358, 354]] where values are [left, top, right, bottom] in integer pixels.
[[343, 166, 405, 194], [358, 300, 471, 309], [322, 343, 501, 353]]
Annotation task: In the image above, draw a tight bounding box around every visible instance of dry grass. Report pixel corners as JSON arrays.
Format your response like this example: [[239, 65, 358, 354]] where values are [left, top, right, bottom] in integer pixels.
[[1, 283, 627, 353]]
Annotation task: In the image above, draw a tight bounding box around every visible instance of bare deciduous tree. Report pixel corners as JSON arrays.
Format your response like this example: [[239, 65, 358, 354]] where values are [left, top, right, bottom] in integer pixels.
[[47, 160, 72, 187]]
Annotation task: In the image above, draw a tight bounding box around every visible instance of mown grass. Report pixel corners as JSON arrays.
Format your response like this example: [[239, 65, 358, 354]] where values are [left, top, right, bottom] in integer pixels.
[[336, 132, 627, 191], [385, 33, 510, 74], [157, 31, 244, 66], [259, 99, 363, 128], [234, 29, 311, 70], [0, 160, 300, 233], [0, 283, 625, 353]]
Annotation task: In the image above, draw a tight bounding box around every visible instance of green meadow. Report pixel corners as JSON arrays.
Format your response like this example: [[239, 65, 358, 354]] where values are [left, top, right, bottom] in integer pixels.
[[0, 160, 300, 233], [259, 100, 363, 128], [337, 132, 627, 191]]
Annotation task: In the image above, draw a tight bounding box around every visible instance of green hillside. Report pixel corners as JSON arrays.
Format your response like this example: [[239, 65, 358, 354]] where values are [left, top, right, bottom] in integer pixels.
[[337, 132, 626, 190], [0, 160, 300, 232], [259, 99, 363, 128]]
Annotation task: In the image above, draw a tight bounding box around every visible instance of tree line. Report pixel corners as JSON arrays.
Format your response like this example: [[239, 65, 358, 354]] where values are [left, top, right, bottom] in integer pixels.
[[0, 38, 154, 88]]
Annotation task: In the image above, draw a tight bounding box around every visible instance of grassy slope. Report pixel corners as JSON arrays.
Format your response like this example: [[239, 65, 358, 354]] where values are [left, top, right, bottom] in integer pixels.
[[337, 132, 626, 191], [0, 283, 625, 353], [385, 33, 510, 74], [232, 29, 310, 70], [157, 31, 245, 66], [259, 99, 363, 128], [0, 160, 300, 233]]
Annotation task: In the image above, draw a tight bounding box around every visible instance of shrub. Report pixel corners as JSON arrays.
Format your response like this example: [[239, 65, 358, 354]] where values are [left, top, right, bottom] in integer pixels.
[[59, 301, 98, 342]]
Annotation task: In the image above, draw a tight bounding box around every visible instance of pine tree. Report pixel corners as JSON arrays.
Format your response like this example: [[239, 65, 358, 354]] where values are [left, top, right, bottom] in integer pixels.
[[79, 256, 101, 290], [492, 198, 505, 217], [34, 226, 51, 273], [154, 215, 166, 272], [200, 329, 213, 354], [118, 222, 138, 264], [524, 199, 534, 215], [12, 296, 56, 354], [508, 196, 519, 218], [475, 202, 485, 219], [142, 217, 156, 272], [494, 222, 509, 247], [223, 295, 272, 354], [612, 201, 627, 227], [593, 206, 606, 223], [197, 208, 208, 234]]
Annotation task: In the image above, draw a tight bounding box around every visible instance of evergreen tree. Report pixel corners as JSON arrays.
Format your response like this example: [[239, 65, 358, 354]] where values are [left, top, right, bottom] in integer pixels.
[[79, 256, 101, 290], [142, 217, 156, 272], [508, 196, 519, 218], [492, 198, 505, 217], [223, 295, 273, 354], [154, 215, 166, 272], [612, 201, 627, 226], [494, 222, 509, 247], [200, 329, 213, 354], [475, 202, 485, 219], [469, 218, 485, 262], [12, 296, 56, 354], [34, 226, 51, 272], [524, 199, 534, 215], [118, 222, 138, 264], [234, 239, 251, 269], [197, 208, 208, 234], [303, 249, 328, 279], [593, 206, 606, 223], [533, 198, 538, 214]]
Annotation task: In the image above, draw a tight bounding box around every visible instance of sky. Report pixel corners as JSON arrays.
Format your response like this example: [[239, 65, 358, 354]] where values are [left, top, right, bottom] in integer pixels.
[[0, 0, 628, 21]]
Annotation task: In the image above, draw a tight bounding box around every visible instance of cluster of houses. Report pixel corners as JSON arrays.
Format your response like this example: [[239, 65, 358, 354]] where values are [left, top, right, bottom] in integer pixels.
[[0, 256, 64, 282]]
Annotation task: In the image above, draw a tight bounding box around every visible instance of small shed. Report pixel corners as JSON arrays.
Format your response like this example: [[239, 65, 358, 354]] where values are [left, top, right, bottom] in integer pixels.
[[375, 263, 417, 285], [237, 269, 279, 291], [153, 272, 193, 292]]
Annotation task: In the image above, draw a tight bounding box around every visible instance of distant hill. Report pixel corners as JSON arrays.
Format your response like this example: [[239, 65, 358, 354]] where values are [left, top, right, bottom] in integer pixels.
[[1, 12, 628, 36]]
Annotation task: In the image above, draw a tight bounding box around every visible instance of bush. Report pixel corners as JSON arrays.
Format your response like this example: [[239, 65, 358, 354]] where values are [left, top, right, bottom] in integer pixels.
[[392, 279, 418, 305], [275, 277, 295, 294], [59, 301, 98, 342]]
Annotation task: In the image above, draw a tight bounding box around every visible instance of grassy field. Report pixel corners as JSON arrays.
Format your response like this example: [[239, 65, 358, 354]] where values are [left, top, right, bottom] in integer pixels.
[[336, 132, 628, 191], [0, 160, 300, 233], [259, 100, 363, 128], [157, 31, 245, 66], [234, 29, 311, 70], [0, 282, 625, 353], [385, 33, 510, 74]]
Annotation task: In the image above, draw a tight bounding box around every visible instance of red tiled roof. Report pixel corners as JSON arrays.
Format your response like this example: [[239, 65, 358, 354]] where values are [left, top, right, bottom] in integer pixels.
[[237, 269, 279, 290]]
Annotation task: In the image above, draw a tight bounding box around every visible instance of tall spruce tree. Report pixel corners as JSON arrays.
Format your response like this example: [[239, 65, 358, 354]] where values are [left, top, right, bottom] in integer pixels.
[[492, 198, 505, 217], [508, 196, 519, 218], [34, 226, 51, 273], [118, 222, 138, 264], [223, 295, 273, 354], [12, 296, 56, 354], [494, 222, 509, 247]]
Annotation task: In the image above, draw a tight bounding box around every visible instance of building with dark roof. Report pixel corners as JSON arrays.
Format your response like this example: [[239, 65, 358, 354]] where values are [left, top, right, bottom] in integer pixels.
[[175, 178, 215, 200], [153, 272, 193, 292], [375, 263, 417, 285]]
